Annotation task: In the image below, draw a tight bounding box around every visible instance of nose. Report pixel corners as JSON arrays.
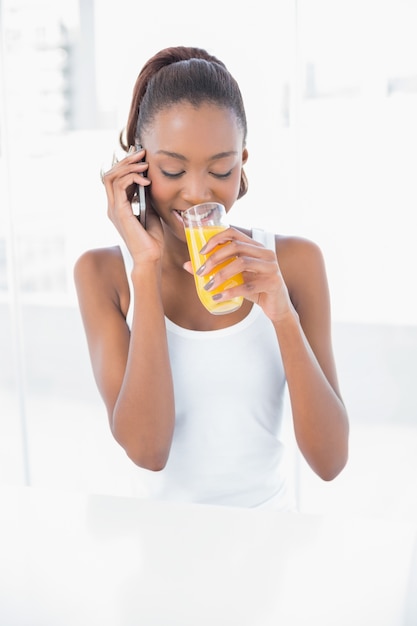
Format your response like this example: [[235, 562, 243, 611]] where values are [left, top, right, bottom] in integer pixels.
[[181, 173, 212, 207]]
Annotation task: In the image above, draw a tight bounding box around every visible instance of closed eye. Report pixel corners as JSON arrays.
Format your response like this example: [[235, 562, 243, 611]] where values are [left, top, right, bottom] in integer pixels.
[[161, 170, 185, 179], [161, 169, 233, 179], [210, 170, 233, 179]]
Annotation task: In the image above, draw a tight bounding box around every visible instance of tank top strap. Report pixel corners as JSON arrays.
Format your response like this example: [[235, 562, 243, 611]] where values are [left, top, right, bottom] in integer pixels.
[[251, 228, 276, 251]]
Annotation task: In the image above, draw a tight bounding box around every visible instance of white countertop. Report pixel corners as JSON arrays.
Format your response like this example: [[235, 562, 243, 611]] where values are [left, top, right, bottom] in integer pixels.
[[0, 486, 416, 625]]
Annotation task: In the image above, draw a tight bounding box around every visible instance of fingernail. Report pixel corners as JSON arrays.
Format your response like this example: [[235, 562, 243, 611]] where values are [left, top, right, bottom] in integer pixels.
[[200, 244, 208, 254], [204, 278, 215, 291], [128, 145, 135, 154], [196, 263, 206, 276], [212, 293, 222, 301]]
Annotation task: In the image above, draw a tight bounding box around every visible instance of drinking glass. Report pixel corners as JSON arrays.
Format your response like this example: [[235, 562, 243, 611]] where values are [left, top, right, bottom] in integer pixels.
[[183, 202, 244, 315]]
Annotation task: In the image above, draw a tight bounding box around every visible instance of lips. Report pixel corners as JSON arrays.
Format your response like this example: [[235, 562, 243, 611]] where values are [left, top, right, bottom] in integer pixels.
[[173, 210, 185, 224]]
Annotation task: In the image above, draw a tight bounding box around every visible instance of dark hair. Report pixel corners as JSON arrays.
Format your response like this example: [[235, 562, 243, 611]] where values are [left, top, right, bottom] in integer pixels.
[[120, 46, 248, 198]]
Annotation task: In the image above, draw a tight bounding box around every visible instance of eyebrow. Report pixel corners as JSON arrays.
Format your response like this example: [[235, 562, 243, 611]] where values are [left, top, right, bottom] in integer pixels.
[[156, 150, 238, 161]]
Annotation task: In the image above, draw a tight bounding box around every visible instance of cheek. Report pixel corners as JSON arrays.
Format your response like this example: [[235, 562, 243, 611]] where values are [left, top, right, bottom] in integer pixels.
[[146, 169, 171, 205], [227, 169, 243, 201]]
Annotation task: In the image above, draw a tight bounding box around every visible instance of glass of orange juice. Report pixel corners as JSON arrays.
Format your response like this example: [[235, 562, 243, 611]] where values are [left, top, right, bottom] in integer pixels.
[[183, 202, 244, 315]]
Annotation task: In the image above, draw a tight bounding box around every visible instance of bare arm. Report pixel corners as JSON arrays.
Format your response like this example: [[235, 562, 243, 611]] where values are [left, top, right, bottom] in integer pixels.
[[272, 239, 348, 480], [74, 250, 175, 470], [74, 149, 175, 470], [112, 260, 175, 469], [196, 230, 349, 480]]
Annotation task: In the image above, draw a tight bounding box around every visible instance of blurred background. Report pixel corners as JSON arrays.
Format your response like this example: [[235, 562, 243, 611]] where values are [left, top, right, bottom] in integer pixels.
[[0, 0, 416, 521]]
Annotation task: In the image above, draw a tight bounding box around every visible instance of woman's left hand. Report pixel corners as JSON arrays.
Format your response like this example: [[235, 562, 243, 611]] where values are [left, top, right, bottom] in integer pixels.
[[183, 227, 293, 322]]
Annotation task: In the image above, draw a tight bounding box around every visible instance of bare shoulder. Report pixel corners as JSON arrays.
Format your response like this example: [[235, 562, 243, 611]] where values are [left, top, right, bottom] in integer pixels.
[[274, 234, 328, 309], [74, 245, 122, 272], [74, 245, 123, 290], [275, 234, 324, 269], [74, 245, 129, 314]]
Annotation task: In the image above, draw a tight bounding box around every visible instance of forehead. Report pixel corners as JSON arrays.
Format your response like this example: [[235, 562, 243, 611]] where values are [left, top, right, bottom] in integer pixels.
[[143, 102, 244, 152]]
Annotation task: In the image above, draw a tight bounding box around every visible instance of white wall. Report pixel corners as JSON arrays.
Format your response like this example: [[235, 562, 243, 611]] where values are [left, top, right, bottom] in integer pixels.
[[1, 0, 416, 520]]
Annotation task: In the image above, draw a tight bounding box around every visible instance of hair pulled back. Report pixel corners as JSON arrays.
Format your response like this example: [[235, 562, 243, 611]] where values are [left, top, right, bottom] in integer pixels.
[[120, 46, 248, 198]]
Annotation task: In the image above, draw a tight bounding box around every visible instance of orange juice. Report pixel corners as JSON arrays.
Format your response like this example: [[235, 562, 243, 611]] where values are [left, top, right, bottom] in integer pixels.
[[185, 225, 244, 314]]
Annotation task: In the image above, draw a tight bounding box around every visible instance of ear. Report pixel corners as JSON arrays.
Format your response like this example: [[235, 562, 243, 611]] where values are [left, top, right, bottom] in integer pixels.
[[242, 148, 249, 166]]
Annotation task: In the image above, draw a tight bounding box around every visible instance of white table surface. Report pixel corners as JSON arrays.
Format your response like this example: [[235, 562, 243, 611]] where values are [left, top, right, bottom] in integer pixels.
[[0, 486, 416, 626]]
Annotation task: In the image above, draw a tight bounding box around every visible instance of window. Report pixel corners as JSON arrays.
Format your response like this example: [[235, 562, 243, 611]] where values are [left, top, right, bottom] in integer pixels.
[[1, 0, 416, 520]]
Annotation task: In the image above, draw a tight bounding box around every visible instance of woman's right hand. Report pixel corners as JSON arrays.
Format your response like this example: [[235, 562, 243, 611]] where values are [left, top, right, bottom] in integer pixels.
[[101, 147, 164, 264]]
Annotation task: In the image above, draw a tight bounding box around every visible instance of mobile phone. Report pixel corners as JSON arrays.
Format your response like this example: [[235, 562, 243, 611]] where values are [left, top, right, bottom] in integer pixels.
[[134, 141, 147, 228]]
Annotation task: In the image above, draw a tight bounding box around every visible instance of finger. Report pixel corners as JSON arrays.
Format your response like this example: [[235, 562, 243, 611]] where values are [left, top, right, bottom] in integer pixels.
[[207, 268, 283, 308], [202, 255, 278, 292], [182, 261, 193, 274], [111, 174, 151, 213], [101, 147, 147, 182], [103, 161, 149, 189], [200, 227, 264, 254], [198, 241, 276, 278], [107, 171, 149, 213], [104, 167, 150, 208]]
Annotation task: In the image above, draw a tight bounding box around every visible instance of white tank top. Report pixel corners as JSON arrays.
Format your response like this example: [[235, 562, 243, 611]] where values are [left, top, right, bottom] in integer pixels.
[[120, 229, 294, 510]]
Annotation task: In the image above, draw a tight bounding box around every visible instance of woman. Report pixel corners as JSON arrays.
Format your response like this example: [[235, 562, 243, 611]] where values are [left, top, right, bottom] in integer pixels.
[[74, 46, 349, 510]]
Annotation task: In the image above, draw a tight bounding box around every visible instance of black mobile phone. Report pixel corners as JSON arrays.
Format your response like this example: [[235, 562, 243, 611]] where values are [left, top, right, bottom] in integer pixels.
[[134, 141, 146, 228]]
